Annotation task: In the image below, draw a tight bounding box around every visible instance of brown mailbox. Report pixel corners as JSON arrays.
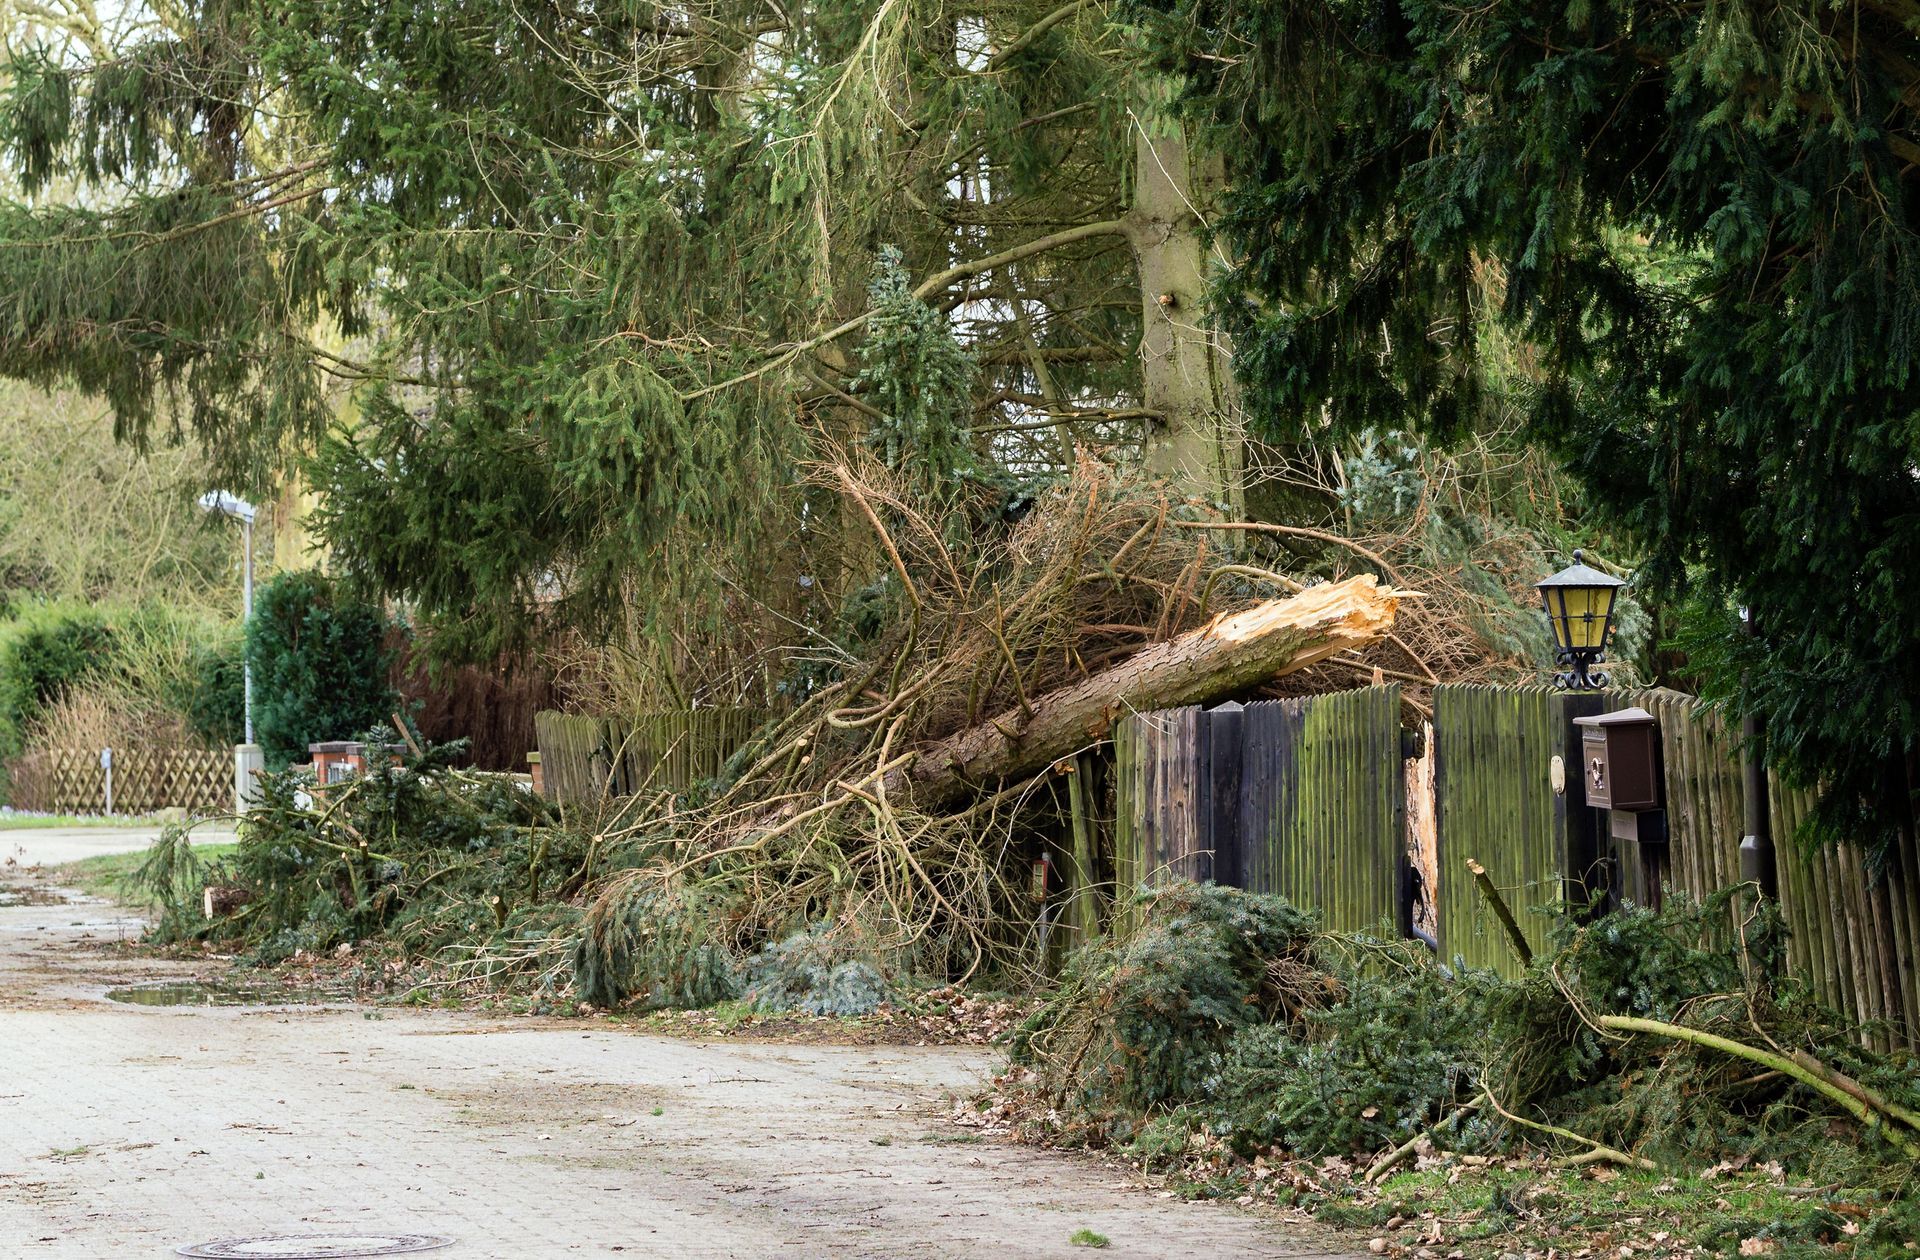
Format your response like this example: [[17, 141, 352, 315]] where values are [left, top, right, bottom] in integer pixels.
[[1572, 707, 1662, 812]]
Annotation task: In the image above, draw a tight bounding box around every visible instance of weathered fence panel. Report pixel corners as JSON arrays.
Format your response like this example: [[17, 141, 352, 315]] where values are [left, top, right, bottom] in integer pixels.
[[1112, 705, 1206, 893], [532, 709, 770, 805], [1432, 686, 1604, 975], [9, 747, 230, 815], [1114, 686, 1405, 934], [1239, 687, 1404, 933]]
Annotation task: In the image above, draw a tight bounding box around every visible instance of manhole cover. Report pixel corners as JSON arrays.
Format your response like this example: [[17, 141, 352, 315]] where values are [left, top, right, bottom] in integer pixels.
[[176, 1234, 454, 1258]]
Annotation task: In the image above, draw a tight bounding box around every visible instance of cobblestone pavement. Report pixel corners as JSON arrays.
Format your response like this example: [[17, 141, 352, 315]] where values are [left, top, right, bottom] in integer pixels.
[[0, 844, 1358, 1260]]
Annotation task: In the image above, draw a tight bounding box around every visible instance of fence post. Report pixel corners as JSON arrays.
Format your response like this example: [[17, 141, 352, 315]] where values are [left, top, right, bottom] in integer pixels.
[[1552, 693, 1609, 914], [1200, 702, 1244, 887], [234, 744, 264, 814]]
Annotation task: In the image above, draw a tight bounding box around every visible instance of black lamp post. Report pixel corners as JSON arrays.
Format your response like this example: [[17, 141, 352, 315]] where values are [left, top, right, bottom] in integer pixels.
[[1537, 551, 1627, 691]]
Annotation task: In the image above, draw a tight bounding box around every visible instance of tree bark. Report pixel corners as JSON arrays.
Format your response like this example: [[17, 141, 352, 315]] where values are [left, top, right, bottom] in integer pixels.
[[1124, 102, 1242, 510], [895, 574, 1399, 808]]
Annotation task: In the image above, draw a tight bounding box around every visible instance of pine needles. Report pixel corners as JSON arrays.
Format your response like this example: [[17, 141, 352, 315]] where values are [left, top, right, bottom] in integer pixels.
[[1003, 880, 1920, 1191]]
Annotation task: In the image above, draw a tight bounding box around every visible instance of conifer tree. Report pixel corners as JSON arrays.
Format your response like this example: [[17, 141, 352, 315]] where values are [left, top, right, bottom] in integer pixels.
[[0, 0, 1251, 667], [1134, 0, 1920, 852]]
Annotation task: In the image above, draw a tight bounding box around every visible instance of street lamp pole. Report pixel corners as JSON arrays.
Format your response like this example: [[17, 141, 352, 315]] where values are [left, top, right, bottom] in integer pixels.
[[242, 509, 254, 746], [199, 491, 260, 809]]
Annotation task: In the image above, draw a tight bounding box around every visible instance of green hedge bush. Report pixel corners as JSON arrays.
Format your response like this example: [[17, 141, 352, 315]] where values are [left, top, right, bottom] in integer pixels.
[[245, 570, 397, 766], [0, 602, 120, 754], [170, 636, 247, 747]]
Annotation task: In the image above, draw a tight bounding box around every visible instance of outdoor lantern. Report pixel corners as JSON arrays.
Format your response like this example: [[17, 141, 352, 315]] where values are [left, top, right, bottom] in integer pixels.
[[1536, 550, 1627, 691]]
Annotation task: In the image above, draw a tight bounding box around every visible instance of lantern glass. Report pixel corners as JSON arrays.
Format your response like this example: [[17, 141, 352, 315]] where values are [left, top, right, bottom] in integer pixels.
[[1543, 582, 1617, 652]]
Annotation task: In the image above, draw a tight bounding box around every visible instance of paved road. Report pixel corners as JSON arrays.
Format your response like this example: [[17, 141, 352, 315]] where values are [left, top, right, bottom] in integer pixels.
[[0, 823, 237, 869], [0, 837, 1357, 1259]]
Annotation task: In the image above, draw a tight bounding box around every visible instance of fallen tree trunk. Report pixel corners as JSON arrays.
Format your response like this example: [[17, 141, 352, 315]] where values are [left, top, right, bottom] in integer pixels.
[[894, 574, 1400, 809]]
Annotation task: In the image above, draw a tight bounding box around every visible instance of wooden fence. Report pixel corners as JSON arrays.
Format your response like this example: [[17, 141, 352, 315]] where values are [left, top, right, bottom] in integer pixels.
[[1114, 686, 1405, 934], [1114, 682, 1916, 1048], [1632, 688, 1920, 1048], [532, 708, 770, 805], [8, 747, 230, 815], [1431, 685, 1917, 1048]]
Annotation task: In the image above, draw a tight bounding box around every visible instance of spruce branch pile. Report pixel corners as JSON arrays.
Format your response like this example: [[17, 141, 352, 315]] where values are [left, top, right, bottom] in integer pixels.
[[1005, 882, 1920, 1189], [140, 735, 604, 991]]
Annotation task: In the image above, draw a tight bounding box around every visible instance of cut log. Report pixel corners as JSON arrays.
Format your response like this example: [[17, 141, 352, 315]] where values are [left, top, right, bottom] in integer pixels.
[[203, 885, 254, 918], [896, 574, 1400, 808]]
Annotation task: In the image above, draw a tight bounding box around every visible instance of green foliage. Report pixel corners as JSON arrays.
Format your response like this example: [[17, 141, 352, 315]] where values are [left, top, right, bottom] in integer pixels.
[[854, 246, 981, 501], [1337, 430, 1424, 528], [245, 570, 396, 766], [1203, 940, 1498, 1158], [1013, 882, 1319, 1122], [169, 635, 245, 747], [570, 879, 744, 1011], [130, 823, 218, 940], [148, 736, 576, 974], [743, 922, 898, 1017], [1020, 880, 1916, 1184], [0, 601, 114, 750], [0, 0, 1143, 669], [1132, 0, 1920, 856]]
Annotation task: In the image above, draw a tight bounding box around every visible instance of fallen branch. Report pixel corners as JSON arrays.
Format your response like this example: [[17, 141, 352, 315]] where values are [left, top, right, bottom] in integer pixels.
[[1597, 1015, 1920, 1160], [1483, 1087, 1662, 1171], [1467, 857, 1533, 967], [1366, 1098, 1481, 1183]]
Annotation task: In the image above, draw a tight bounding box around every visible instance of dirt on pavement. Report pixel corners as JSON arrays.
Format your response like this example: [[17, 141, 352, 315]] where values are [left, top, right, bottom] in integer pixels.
[[0, 850, 1359, 1259]]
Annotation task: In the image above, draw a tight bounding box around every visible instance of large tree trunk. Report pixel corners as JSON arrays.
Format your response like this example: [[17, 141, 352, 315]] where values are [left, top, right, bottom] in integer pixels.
[[896, 575, 1399, 808], [1125, 105, 1242, 510]]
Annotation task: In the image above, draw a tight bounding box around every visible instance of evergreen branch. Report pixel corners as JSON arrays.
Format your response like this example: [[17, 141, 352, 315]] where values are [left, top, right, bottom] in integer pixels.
[[679, 220, 1127, 403], [1596, 1015, 1920, 1160], [987, 0, 1101, 69], [0, 181, 328, 251]]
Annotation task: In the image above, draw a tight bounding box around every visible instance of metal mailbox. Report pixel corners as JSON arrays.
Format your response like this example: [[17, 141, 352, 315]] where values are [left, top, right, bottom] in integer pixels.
[[1571, 706, 1661, 812]]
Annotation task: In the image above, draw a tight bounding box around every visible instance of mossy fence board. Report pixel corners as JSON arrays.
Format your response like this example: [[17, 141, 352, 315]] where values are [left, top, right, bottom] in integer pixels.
[[1431, 686, 1604, 975], [532, 709, 769, 805], [1115, 686, 1405, 934]]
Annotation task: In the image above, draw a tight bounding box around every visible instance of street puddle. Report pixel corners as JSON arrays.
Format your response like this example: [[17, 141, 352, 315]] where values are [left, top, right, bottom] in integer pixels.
[[0, 884, 75, 907], [105, 979, 344, 1007]]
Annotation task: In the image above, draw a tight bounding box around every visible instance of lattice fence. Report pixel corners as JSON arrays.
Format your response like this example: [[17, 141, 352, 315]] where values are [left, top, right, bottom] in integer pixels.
[[8, 747, 230, 815]]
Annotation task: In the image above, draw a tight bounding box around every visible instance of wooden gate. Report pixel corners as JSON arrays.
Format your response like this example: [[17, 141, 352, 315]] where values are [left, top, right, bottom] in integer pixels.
[[1430, 686, 1603, 974]]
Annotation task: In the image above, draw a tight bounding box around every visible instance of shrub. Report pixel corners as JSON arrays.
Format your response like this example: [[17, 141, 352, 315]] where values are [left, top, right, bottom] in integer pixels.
[[1012, 882, 1319, 1127], [246, 570, 398, 766], [743, 923, 898, 1017], [0, 601, 117, 752], [171, 635, 246, 747]]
